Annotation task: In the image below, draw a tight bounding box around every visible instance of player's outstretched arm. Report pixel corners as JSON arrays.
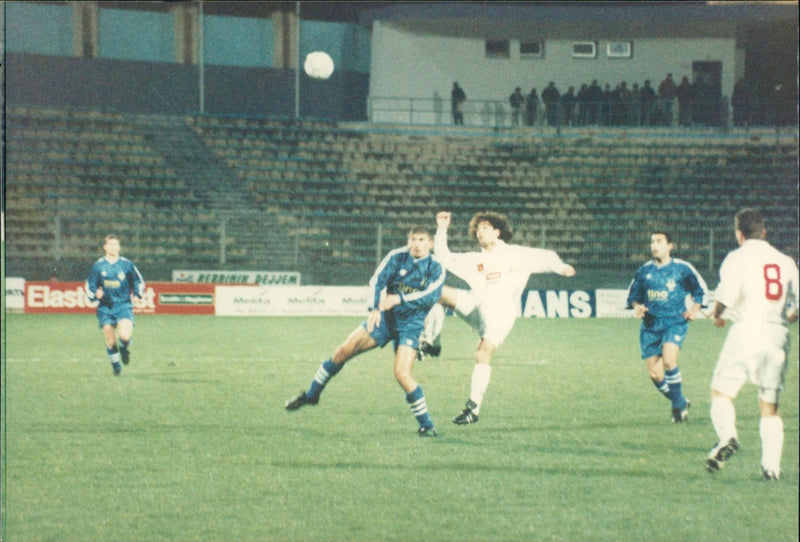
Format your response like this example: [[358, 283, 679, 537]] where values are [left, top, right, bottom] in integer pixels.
[[436, 211, 451, 230]]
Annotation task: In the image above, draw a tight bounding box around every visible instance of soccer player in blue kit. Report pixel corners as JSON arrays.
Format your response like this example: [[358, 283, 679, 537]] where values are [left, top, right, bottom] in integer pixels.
[[285, 226, 446, 436], [86, 235, 145, 376], [627, 231, 709, 423]]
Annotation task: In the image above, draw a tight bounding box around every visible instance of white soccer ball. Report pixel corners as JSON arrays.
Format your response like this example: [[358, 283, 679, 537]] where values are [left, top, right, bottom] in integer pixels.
[[304, 51, 334, 80]]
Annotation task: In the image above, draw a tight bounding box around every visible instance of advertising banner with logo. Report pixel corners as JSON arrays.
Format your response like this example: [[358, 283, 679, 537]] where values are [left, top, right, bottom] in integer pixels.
[[23, 282, 215, 314], [521, 289, 596, 318], [6, 277, 26, 311], [173, 270, 301, 286], [215, 286, 370, 316]]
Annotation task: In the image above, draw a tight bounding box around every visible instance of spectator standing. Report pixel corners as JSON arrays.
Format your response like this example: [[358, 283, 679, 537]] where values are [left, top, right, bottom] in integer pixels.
[[509, 87, 525, 127], [601, 84, 613, 125], [541, 82, 561, 126], [676, 75, 693, 126], [629, 83, 642, 125], [576, 84, 589, 125], [658, 73, 677, 125], [731, 78, 751, 127], [617, 82, 632, 126], [640, 80, 657, 125], [561, 86, 577, 126], [525, 88, 539, 126], [451, 82, 466, 125], [587, 79, 603, 125]]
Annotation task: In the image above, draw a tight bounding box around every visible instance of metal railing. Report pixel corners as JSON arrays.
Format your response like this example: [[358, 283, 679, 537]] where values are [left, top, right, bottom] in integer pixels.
[[367, 96, 796, 129]]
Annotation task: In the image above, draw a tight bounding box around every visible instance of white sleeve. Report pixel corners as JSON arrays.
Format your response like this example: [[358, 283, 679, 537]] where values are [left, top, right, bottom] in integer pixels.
[[518, 245, 570, 275], [434, 229, 477, 280]]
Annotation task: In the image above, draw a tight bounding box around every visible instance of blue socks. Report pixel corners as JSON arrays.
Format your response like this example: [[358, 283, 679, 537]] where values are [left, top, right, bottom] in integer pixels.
[[664, 367, 686, 409], [406, 385, 434, 429], [654, 368, 686, 409], [306, 358, 342, 399], [106, 345, 121, 364], [652, 377, 670, 398]]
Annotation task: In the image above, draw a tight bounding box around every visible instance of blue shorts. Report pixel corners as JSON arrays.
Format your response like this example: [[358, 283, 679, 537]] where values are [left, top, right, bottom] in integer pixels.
[[639, 320, 688, 359], [363, 310, 424, 352], [97, 303, 135, 328]]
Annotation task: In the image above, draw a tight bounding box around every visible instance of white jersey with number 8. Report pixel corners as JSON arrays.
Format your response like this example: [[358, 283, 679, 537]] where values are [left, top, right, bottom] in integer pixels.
[[715, 239, 799, 325]]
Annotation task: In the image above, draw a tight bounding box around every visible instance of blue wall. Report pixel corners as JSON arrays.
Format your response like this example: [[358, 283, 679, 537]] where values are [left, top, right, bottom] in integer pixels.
[[4, 3, 371, 120], [205, 15, 273, 67], [5, 2, 370, 73], [99, 9, 175, 62], [5, 2, 73, 56], [300, 20, 371, 73]]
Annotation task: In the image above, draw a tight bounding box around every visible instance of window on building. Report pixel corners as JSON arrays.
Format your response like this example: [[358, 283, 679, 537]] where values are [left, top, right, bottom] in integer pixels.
[[571, 42, 597, 58], [607, 41, 632, 58], [520, 41, 544, 58], [485, 39, 510, 59]]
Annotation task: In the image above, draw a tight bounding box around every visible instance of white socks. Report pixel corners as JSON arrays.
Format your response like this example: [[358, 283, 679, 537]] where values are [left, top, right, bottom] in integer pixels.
[[711, 395, 784, 476], [469, 364, 492, 414], [710, 395, 738, 444], [422, 303, 445, 347], [760, 415, 784, 476]]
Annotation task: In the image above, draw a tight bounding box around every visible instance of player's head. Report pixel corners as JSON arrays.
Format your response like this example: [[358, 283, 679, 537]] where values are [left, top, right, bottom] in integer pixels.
[[103, 235, 120, 257], [650, 231, 673, 262], [407, 226, 434, 259], [469, 211, 513, 243], [735, 208, 766, 241]]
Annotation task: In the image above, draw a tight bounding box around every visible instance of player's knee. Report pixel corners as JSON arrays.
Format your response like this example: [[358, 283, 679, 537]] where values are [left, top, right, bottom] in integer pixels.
[[393, 368, 414, 390], [331, 346, 349, 363]]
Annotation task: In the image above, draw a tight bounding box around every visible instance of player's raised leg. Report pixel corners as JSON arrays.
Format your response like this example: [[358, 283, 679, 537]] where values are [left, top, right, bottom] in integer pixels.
[[418, 303, 445, 360], [286, 325, 376, 410]]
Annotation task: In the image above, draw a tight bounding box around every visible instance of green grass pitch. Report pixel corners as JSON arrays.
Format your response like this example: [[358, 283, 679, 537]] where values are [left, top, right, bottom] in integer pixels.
[[2, 314, 798, 541]]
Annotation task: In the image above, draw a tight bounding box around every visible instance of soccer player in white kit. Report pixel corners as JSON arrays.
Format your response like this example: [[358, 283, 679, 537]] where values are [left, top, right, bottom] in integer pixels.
[[705, 208, 798, 480], [430, 211, 576, 424]]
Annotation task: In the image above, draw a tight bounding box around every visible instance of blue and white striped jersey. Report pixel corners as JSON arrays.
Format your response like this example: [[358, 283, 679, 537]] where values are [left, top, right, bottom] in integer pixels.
[[368, 247, 445, 318], [86, 257, 145, 308]]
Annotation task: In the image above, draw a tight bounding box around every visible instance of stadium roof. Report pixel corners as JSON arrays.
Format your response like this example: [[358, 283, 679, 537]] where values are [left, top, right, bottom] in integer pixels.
[[357, 2, 798, 39], [40, 1, 798, 28]]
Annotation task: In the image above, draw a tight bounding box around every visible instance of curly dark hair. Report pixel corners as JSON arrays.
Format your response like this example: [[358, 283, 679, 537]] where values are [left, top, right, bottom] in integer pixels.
[[468, 211, 513, 242]]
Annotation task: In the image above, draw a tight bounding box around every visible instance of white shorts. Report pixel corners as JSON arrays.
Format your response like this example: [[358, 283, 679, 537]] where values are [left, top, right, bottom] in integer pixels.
[[710, 321, 790, 404], [453, 289, 517, 348]]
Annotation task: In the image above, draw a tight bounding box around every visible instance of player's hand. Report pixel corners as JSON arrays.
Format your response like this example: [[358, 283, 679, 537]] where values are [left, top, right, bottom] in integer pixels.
[[436, 211, 451, 230], [95, 287, 104, 300], [713, 316, 726, 328], [366, 309, 382, 333], [633, 304, 648, 319], [378, 294, 401, 312], [562, 264, 576, 277]]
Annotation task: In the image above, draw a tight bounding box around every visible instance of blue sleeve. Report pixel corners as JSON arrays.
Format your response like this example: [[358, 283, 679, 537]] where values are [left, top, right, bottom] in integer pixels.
[[681, 264, 708, 307], [368, 251, 399, 310], [400, 262, 445, 312], [85, 262, 100, 301], [129, 262, 145, 299], [625, 268, 644, 309]]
